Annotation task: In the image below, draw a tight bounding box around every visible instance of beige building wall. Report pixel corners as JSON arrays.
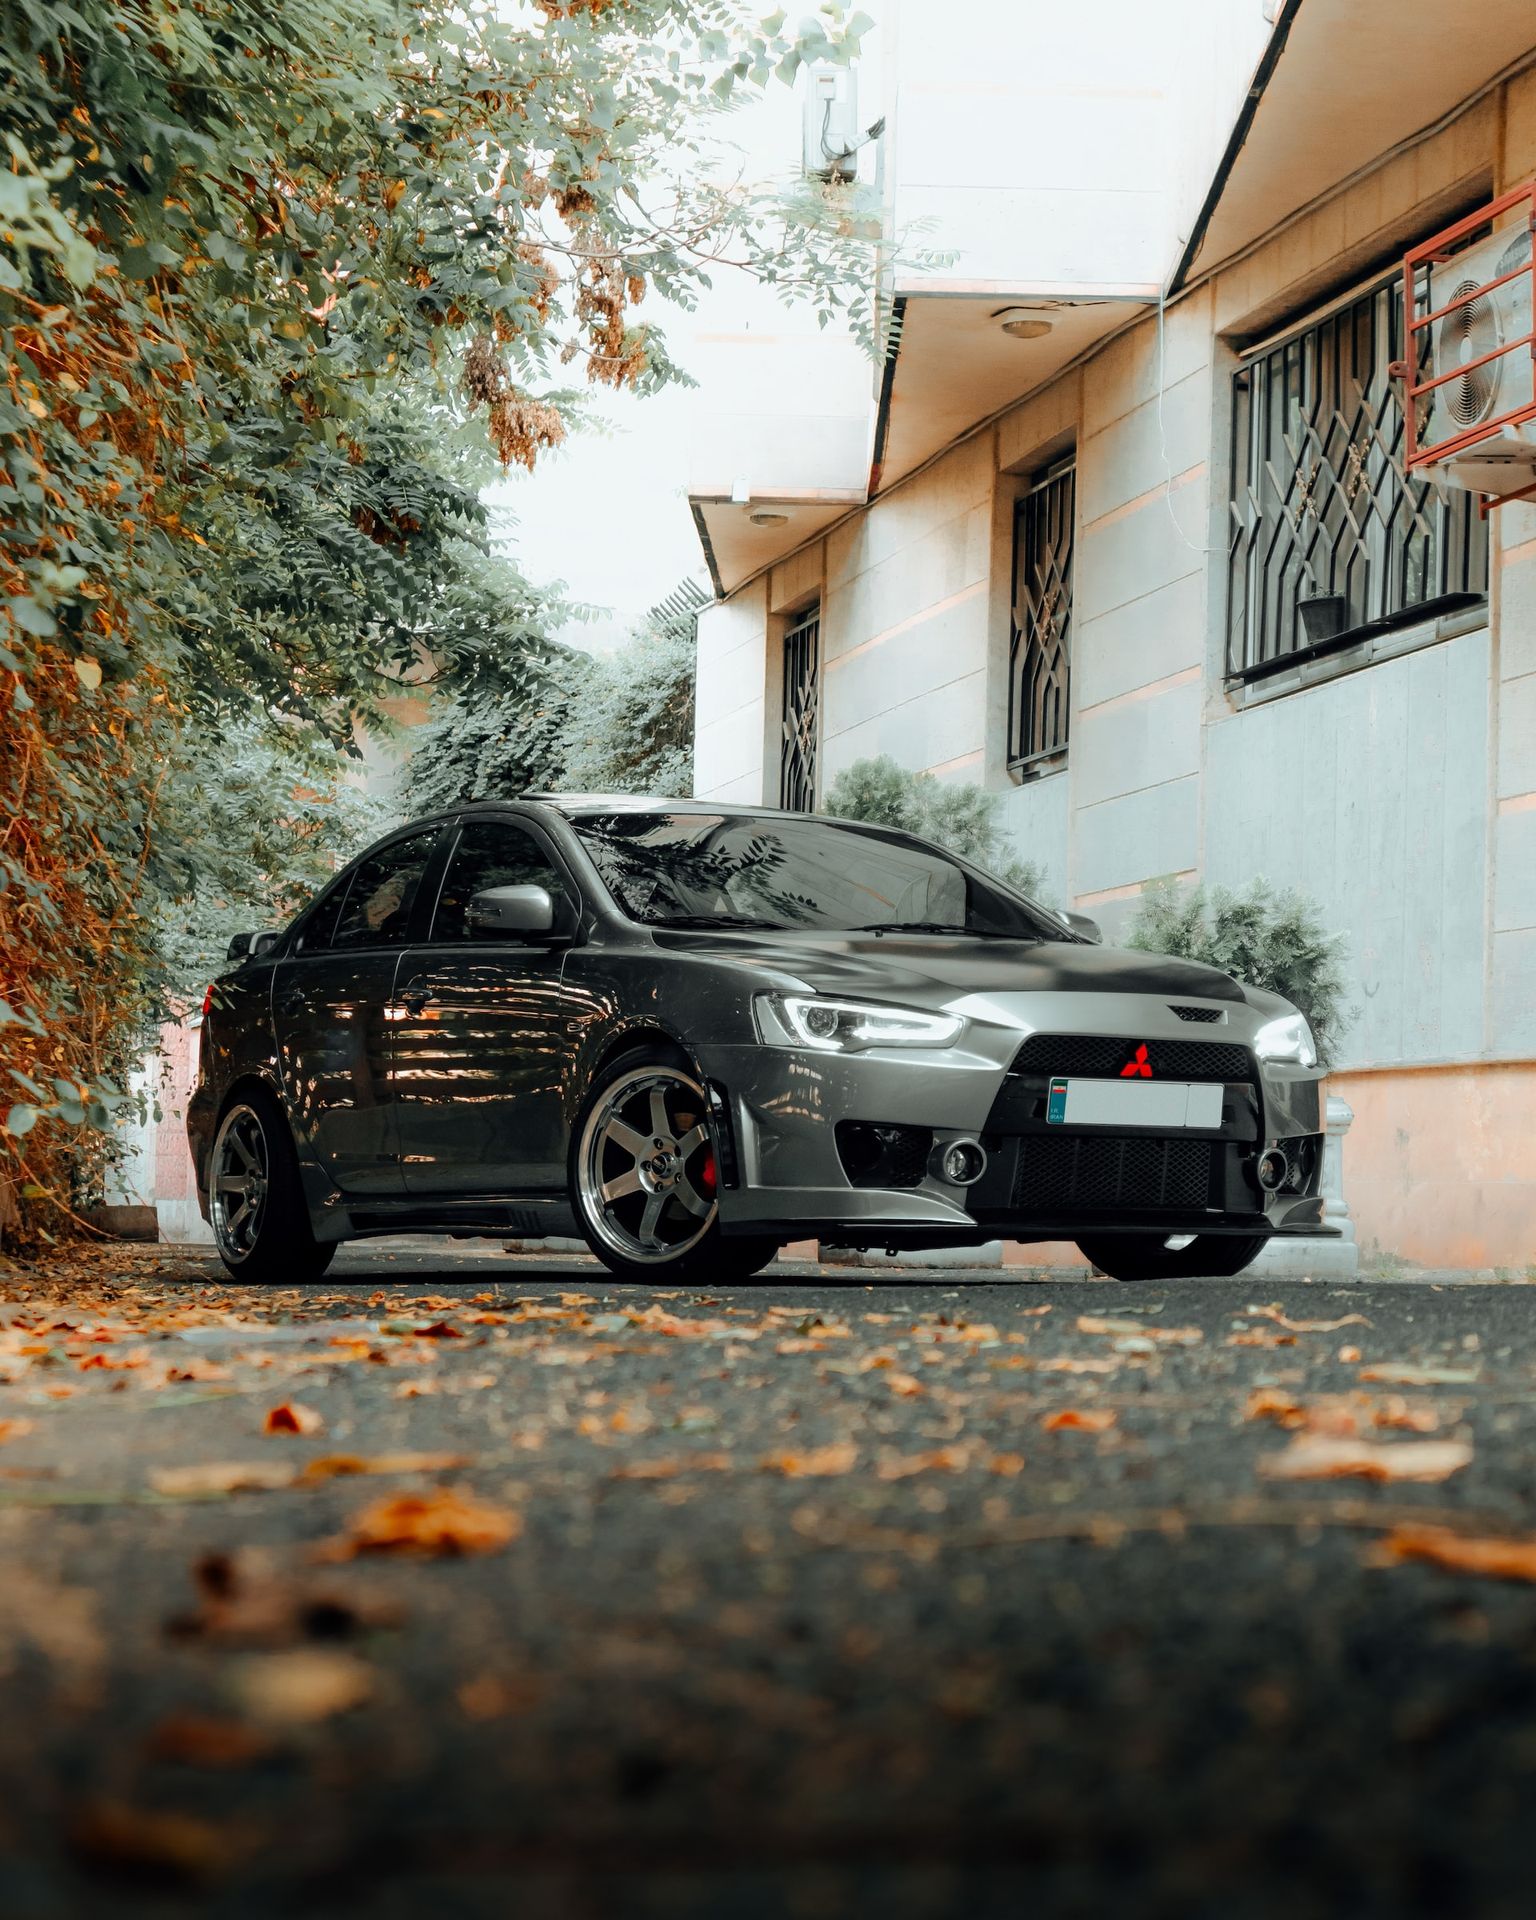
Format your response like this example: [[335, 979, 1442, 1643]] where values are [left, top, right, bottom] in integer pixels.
[[692, 76, 1536, 1269]]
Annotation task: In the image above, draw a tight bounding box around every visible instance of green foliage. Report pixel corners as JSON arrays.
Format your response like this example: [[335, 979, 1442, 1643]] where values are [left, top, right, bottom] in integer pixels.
[[401, 577, 705, 811], [1126, 878, 1352, 1065], [0, 0, 886, 1238], [825, 755, 1051, 901]]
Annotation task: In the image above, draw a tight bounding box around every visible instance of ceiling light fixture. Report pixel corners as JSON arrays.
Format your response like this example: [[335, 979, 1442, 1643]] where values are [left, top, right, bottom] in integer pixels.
[[995, 306, 1054, 341]]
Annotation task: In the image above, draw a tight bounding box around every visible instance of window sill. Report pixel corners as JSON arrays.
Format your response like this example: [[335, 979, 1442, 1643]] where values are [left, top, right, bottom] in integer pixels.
[[1229, 598, 1488, 709], [1008, 747, 1068, 786]]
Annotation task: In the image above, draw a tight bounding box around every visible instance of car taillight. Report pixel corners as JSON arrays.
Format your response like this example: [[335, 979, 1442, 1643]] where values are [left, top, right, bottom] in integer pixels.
[[201, 982, 214, 1018]]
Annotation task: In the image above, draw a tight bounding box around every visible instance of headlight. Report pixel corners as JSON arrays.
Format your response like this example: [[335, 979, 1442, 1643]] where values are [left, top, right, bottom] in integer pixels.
[[1253, 1012, 1317, 1069], [754, 993, 964, 1054]]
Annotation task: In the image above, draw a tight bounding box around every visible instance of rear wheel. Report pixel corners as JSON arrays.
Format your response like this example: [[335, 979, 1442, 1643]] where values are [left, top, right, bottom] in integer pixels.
[[1076, 1232, 1267, 1284], [571, 1050, 778, 1284], [209, 1089, 336, 1284]]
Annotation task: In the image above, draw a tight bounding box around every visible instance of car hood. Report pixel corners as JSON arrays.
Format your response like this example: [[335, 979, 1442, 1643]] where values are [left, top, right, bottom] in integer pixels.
[[650, 929, 1252, 1008]]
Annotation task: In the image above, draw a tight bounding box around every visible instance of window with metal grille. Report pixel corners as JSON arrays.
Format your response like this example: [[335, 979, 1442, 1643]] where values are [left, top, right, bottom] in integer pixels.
[[1228, 275, 1488, 681], [779, 603, 820, 812], [1009, 459, 1075, 770]]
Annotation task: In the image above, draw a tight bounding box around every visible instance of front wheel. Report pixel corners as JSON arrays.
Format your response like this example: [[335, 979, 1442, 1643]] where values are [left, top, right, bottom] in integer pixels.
[[208, 1090, 336, 1284], [571, 1052, 779, 1284], [1076, 1232, 1267, 1284]]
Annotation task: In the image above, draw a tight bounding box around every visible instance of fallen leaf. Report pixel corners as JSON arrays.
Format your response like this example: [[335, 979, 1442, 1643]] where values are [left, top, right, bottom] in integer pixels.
[[315, 1487, 520, 1560], [1338, 1345, 1362, 1363], [1036, 1356, 1121, 1375], [1078, 1315, 1201, 1345], [1245, 1388, 1304, 1426], [1018, 1304, 1054, 1317], [1259, 1437, 1473, 1483], [759, 1442, 858, 1477], [1248, 1304, 1372, 1334], [298, 1450, 470, 1481], [610, 1454, 732, 1479], [410, 1321, 464, 1339], [69, 1801, 240, 1885], [144, 1714, 277, 1770], [1043, 1408, 1117, 1432], [393, 1379, 439, 1398], [1227, 1331, 1297, 1348], [1379, 1524, 1536, 1584], [0, 1419, 36, 1443], [884, 1371, 926, 1398], [151, 1462, 298, 1498], [877, 1447, 968, 1480], [263, 1401, 324, 1437], [231, 1648, 374, 1725], [1358, 1363, 1481, 1386], [989, 1451, 1026, 1475]]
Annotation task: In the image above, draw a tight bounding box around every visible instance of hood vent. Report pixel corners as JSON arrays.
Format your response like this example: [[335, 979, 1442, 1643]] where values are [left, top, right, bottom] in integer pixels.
[[1170, 1005, 1224, 1023]]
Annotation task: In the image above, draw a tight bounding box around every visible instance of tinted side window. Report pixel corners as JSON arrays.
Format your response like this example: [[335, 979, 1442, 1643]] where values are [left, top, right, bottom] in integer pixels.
[[330, 829, 441, 950], [431, 820, 568, 941], [294, 874, 352, 953]]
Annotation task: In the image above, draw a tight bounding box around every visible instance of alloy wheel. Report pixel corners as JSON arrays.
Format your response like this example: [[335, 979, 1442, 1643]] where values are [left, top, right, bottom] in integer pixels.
[[579, 1067, 718, 1266], [210, 1102, 270, 1263]]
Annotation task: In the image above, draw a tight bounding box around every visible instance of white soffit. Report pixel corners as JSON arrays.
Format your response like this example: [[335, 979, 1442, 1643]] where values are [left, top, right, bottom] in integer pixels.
[[877, 294, 1146, 490], [691, 496, 861, 598], [1175, 0, 1536, 290]]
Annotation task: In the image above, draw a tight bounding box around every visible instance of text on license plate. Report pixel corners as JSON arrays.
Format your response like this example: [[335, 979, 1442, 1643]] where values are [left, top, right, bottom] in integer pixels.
[[1046, 1077, 1224, 1130]]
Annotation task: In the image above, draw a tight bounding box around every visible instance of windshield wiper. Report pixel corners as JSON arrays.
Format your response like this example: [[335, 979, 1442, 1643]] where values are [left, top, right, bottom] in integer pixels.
[[649, 912, 785, 931], [850, 921, 1043, 941]]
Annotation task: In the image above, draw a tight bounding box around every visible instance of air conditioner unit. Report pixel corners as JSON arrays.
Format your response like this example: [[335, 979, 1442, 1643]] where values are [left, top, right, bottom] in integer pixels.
[[1414, 221, 1534, 487]]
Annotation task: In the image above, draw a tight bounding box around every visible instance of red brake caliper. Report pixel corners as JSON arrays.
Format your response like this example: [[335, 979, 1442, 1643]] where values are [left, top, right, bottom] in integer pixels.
[[699, 1149, 717, 1196]]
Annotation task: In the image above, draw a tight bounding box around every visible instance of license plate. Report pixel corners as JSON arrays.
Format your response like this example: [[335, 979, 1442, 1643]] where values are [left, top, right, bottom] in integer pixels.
[[1046, 1077, 1224, 1130]]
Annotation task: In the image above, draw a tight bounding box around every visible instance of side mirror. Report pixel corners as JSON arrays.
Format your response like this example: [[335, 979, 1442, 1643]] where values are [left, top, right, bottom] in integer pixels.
[[1060, 910, 1103, 945], [226, 930, 280, 961], [467, 884, 555, 939]]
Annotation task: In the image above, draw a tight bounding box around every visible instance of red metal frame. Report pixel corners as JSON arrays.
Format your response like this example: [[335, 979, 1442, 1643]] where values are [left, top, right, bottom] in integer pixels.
[[1401, 181, 1536, 481]]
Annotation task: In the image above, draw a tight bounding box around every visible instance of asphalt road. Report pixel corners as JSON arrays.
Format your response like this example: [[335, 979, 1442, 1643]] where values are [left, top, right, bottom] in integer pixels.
[[0, 1242, 1534, 1919]]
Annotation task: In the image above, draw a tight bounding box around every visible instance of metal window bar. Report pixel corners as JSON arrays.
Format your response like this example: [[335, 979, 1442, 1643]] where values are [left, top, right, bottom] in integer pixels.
[[780, 604, 820, 812], [1009, 461, 1075, 768], [1228, 275, 1488, 680]]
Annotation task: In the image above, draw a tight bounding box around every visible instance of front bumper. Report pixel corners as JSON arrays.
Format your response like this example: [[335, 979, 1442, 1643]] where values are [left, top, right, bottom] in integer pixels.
[[701, 995, 1329, 1248]]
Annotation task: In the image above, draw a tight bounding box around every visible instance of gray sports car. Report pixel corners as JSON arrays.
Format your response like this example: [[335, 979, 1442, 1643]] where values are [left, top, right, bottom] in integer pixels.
[[188, 796, 1329, 1285]]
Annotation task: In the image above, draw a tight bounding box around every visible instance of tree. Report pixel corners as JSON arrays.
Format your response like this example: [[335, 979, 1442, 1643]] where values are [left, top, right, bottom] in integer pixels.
[[825, 756, 1051, 900], [1, 0, 885, 1239], [1126, 878, 1352, 1065]]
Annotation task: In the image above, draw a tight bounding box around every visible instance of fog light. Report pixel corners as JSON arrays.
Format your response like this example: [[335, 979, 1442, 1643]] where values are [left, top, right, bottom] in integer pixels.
[[1255, 1147, 1289, 1193], [938, 1139, 988, 1186]]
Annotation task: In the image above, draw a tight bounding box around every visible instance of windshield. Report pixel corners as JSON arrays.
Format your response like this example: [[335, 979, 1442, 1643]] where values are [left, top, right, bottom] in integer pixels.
[[568, 811, 1069, 941]]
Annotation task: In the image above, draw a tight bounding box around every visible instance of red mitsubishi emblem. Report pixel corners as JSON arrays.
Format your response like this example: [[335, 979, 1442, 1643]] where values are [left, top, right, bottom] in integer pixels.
[[1120, 1043, 1153, 1079]]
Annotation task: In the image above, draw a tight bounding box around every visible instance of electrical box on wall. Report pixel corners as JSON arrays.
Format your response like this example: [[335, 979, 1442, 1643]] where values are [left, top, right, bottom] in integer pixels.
[[803, 64, 861, 182]]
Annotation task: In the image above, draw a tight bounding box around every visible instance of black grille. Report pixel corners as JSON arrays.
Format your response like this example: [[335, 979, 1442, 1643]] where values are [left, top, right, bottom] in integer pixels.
[[1013, 1135, 1217, 1212], [1170, 1004, 1223, 1023], [1010, 1034, 1250, 1081]]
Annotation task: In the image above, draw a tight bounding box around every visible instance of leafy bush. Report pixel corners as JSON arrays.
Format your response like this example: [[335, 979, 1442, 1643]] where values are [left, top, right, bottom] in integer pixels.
[[825, 756, 1051, 901], [1126, 878, 1351, 1065]]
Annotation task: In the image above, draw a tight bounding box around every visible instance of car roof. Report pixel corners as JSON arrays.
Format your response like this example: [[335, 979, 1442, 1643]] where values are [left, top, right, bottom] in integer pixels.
[[511, 794, 793, 818]]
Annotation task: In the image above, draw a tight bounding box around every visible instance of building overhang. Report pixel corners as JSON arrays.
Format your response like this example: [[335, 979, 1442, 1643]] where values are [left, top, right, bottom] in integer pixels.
[[689, 492, 866, 599], [1171, 0, 1536, 294], [871, 290, 1149, 492]]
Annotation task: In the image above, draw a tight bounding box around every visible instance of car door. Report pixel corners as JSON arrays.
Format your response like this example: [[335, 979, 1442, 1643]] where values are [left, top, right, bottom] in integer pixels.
[[393, 814, 585, 1196], [272, 824, 445, 1197]]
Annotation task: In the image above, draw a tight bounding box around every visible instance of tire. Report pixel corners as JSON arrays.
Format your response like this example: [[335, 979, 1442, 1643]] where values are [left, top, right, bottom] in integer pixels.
[[1075, 1232, 1267, 1284], [208, 1087, 337, 1284], [570, 1048, 779, 1284]]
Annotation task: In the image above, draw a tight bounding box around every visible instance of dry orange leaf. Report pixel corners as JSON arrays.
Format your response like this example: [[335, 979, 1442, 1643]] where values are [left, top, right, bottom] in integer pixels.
[[1338, 1345, 1362, 1364], [1036, 1356, 1121, 1375], [1042, 1408, 1117, 1433], [0, 1418, 37, 1444], [885, 1371, 926, 1398], [263, 1401, 324, 1437], [1227, 1331, 1297, 1348], [989, 1451, 1027, 1476], [317, 1487, 520, 1560], [151, 1462, 299, 1498], [1380, 1524, 1536, 1584], [1245, 1387, 1304, 1426], [610, 1454, 732, 1479], [877, 1447, 968, 1481], [1259, 1437, 1472, 1483], [1247, 1303, 1372, 1334], [231, 1648, 375, 1724], [1077, 1316, 1202, 1345], [759, 1441, 858, 1477], [298, 1450, 469, 1481]]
